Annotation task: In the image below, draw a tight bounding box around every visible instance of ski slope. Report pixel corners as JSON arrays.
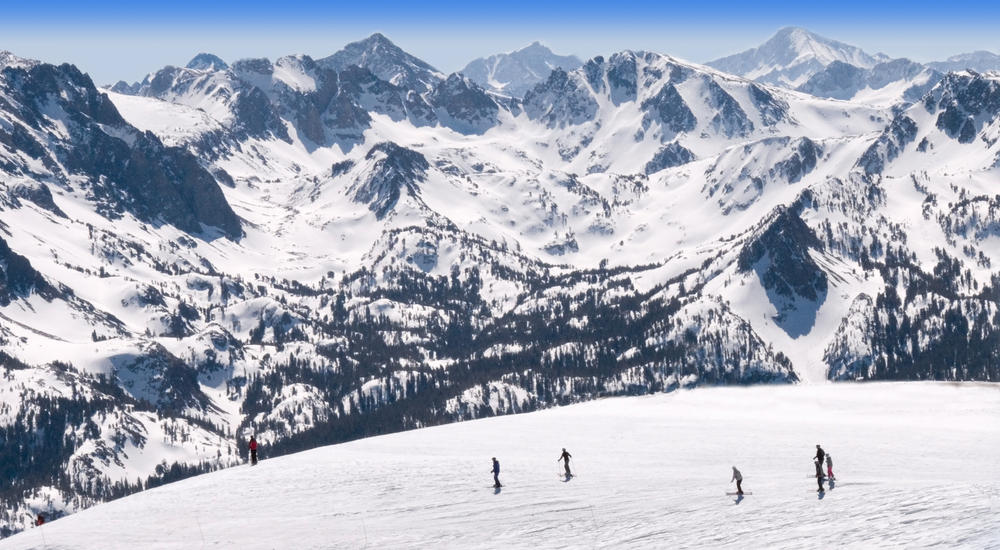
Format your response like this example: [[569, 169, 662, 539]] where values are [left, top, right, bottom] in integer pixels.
[[3, 382, 998, 549]]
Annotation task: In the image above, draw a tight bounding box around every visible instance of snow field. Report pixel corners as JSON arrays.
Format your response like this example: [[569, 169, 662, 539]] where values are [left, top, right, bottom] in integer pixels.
[[2, 382, 998, 550]]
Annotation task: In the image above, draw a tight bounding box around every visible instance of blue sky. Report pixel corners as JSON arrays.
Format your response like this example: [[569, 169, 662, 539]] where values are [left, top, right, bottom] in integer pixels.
[[2, 0, 998, 85]]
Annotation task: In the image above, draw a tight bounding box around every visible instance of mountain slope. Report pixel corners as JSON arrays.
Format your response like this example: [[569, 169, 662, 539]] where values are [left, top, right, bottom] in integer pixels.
[[1, 383, 997, 549]]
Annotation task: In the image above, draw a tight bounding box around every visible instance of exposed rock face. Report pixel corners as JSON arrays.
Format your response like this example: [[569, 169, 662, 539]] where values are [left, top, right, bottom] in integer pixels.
[[640, 83, 696, 136], [738, 207, 828, 336], [748, 84, 788, 127], [738, 207, 827, 302], [523, 68, 600, 129], [349, 142, 429, 219], [645, 142, 695, 174], [0, 62, 242, 238], [704, 77, 754, 138], [858, 115, 918, 175], [0, 236, 56, 306], [925, 71, 1000, 145], [427, 74, 500, 135]]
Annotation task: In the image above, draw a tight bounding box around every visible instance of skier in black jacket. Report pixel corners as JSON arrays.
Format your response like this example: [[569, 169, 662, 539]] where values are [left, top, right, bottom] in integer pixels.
[[557, 448, 572, 476], [492, 457, 501, 487], [814, 444, 825, 466]]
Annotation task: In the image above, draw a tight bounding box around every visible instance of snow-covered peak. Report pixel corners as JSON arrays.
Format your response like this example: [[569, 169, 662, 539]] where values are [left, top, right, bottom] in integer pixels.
[[0, 50, 39, 71], [462, 41, 583, 98], [316, 33, 445, 92], [186, 53, 228, 72], [707, 27, 881, 88]]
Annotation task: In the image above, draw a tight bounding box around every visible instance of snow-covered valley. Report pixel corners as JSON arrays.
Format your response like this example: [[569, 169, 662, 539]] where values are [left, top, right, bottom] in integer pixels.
[[2, 382, 998, 549]]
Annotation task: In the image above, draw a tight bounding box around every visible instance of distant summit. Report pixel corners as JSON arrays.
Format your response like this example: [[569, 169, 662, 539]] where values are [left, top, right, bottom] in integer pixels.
[[707, 27, 884, 88], [186, 53, 228, 72], [317, 33, 445, 92], [462, 42, 583, 99], [928, 51, 1000, 73]]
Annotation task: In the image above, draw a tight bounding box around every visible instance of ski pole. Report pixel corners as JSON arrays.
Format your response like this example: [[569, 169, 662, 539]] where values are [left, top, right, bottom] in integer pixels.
[[196, 516, 206, 549], [360, 511, 369, 549]]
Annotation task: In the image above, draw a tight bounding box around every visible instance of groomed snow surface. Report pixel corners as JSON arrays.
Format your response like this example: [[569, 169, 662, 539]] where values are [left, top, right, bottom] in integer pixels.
[[4, 382, 999, 550]]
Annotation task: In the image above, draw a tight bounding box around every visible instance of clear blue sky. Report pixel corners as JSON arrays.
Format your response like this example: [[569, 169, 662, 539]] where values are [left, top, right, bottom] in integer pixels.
[[2, 0, 998, 85]]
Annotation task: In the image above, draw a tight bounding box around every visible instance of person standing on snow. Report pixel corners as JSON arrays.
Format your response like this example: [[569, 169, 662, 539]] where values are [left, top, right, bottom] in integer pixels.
[[814, 460, 825, 492], [731, 466, 744, 495], [249, 436, 258, 466], [826, 454, 835, 481], [557, 448, 573, 476], [492, 457, 501, 487], [35, 514, 44, 527], [814, 444, 826, 468]]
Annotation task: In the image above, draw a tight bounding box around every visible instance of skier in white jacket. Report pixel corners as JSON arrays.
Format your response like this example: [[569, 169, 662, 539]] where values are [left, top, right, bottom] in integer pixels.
[[731, 466, 743, 494]]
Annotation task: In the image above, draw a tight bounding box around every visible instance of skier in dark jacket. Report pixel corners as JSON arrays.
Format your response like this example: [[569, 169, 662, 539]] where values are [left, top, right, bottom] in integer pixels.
[[815, 460, 825, 492], [814, 444, 825, 466], [249, 436, 258, 466], [492, 457, 501, 487], [35, 514, 44, 527], [557, 448, 572, 476]]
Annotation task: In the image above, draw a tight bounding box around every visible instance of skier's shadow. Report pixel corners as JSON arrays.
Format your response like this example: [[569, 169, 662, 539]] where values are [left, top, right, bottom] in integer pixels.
[[494, 486, 502, 495], [817, 491, 826, 500], [828, 480, 836, 490], [733, 494, 745, 505], [561, 474, 573, 482]]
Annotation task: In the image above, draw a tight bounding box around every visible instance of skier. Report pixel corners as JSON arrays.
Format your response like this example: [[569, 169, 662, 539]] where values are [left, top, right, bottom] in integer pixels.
[[557, 448, 572, 476], [826, 454, 835, 481], [35, 514, 44, 527], [731, 466, 743, 495], [491, 457, 501, 487], [814, 460, 825, 492], [814, 444, 825, 467], [249, 435, 258, 466]]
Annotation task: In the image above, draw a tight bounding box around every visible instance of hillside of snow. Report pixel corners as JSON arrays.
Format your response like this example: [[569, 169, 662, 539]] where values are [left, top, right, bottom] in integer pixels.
[[2, 383, 998, 549]]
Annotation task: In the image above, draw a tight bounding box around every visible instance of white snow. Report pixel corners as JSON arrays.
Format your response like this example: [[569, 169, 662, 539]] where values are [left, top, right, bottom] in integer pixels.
[[2, 382, 998, 550]]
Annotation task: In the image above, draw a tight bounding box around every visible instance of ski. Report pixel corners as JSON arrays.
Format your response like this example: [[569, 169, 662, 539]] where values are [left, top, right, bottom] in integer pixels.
[[726, 492, 752, 496]]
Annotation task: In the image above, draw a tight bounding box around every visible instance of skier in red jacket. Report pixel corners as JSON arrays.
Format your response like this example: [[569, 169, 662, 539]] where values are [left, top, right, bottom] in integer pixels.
[[249, 436, 258, 466]]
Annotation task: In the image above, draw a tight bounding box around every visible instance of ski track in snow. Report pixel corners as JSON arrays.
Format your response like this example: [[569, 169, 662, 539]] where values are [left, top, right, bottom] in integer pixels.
[[3, 382, 998, 550]]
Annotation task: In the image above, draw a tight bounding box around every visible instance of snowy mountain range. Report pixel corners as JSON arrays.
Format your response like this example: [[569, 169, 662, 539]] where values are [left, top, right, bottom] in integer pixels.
[[2, 29, 1000, 537], [707, 27, 1000, 106]]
